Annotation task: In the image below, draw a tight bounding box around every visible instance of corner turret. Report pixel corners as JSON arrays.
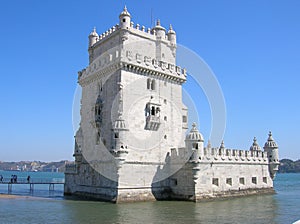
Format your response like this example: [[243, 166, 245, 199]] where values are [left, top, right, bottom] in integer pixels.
[[167, 24, 176, 45], [152, 20, 166, 39], [88, 27, 99, 48], [185, 123, 204, 162], [263, 131, 279, 179], [112, 112, 129, 167], [250, 137, 261, 151], [119, 6, 131, 29]]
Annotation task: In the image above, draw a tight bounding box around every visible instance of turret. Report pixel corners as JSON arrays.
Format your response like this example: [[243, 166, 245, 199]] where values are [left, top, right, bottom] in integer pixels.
[[112, 112, 129, 167], [250, 137, 261, 151], [167, 24, 176, 45], [263, 131, 280, 179], [152, 20, 166, 39], [219, 140, 226, 157], [185, 123, 204, 162], [88, 27, 99, 48], [119, 6, 131, 29]]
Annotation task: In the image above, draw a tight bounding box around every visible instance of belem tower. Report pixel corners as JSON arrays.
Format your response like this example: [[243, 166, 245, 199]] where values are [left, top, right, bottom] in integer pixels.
[[64, 7, 280, 202]]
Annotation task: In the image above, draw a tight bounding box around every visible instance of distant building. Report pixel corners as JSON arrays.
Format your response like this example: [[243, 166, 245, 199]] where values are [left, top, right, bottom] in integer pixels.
[[64, 7, 279, 202]]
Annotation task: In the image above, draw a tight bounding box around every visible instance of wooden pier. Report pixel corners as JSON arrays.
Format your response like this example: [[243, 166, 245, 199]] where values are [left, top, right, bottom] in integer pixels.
[[0, 178, 64, 193]]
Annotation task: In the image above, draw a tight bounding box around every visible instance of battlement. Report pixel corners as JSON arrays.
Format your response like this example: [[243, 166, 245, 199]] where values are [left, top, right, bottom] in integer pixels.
[[89, 22, 175, 50], [198, 147, 268, 163]]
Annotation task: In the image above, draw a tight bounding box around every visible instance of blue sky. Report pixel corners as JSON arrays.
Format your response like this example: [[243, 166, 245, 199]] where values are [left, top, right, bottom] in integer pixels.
[[0, 0, 299, 161]]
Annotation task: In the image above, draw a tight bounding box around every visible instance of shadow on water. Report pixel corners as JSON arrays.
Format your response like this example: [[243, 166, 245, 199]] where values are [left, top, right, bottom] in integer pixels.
[[60, 195, 279, 224]]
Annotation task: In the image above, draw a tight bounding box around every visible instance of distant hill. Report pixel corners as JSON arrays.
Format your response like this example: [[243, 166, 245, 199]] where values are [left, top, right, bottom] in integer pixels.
[[0, 160, 69, 172], [279, 159, 300, 173], [0, 159, 299, 173]]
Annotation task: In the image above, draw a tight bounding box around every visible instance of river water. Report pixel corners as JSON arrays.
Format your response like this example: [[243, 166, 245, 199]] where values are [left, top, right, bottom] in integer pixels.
[[0, 171, 299, 224]]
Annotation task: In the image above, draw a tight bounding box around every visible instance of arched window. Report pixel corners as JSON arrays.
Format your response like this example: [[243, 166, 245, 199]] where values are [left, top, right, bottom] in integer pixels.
[[156, 107, 160, 116], [145, 104, 150, 116], [96, 131, 100, 145], [151, 79, 155, 90], [147, 78, 151, 89], [151, 106, 155, 115]]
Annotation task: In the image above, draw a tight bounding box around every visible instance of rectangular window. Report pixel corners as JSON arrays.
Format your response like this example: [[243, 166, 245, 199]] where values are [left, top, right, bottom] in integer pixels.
[[252, 177, 257, 184], [239, 177, 245, 185], [226, 178, 232, 186], [170, 178, 177, 186], [212, 178, 219, 186], [96, 132, 100, 145], [263, 177, 267, 184], [182, 115, 187, 123], [114, 133, 119, 139]]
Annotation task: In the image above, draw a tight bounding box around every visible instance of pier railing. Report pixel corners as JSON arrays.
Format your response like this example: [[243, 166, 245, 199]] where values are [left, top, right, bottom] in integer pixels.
[[0, 178, 65, 192], [0, 178, 64, 184]]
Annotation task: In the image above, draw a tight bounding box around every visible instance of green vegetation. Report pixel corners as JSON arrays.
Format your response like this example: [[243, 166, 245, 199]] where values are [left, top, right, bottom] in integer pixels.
[[279, 159, 300, 173]]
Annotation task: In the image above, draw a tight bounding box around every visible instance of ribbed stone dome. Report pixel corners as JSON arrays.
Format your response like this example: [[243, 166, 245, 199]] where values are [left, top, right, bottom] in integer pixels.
[[168, 24, 176, 34], [89, 27, 99, 37], [186, 123, 204, 141], [119, 6, 131, 18], [114, 118, 126, 130], [250, 137, 261, 151], [264, 131, 278, 148], [113, 112, 127, 130], [153, 20, 166, 31]]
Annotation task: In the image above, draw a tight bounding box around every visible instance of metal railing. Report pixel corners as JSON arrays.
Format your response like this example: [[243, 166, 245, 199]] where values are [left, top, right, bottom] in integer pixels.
[[0, 178, 64, 184]]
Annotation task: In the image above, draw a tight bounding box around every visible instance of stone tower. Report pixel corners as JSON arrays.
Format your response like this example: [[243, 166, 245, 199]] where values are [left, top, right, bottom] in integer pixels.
[[65, 7, 189, 202]]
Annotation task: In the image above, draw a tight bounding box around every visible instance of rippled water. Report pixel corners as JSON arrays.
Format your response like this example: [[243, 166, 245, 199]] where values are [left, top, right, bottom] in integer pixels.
[[0, 172, 299, 224]]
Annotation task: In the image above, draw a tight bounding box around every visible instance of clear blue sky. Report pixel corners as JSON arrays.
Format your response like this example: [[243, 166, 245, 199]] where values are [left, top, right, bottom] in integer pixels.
[[0, 0, 299, 161]]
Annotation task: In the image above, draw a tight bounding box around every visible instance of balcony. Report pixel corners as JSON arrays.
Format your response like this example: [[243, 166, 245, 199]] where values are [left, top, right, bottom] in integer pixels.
[[145, 115, 160, 131]]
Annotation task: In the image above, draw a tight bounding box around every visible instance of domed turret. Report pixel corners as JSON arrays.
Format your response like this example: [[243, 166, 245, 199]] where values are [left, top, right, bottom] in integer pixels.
[[88, 27, 99, 48], [250, 137, 261, 151], [113, 113, 127, 130], [263, 131, 279, 179], [119, 6, 131, 29], [186, 123, 204, 142], [186, 123, 204, 162], [167, 24, 176, 45], [112, 112, 128, 152], [264, 131, 278, 148], [152, 20, 166, 39]]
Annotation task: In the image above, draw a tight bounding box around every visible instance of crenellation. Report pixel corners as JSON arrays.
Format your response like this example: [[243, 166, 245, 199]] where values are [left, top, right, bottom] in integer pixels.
[[200, 146, 270, 165]]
